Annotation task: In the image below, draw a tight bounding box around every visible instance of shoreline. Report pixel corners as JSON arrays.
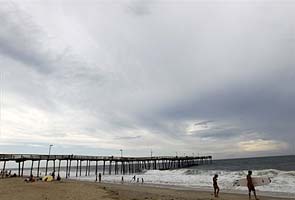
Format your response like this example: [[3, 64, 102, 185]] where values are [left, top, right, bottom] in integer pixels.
[[70, 176, 295, 199], [98, 181, 294, 200], [1, 177, 293, 200], [87, 180, 295, 199]]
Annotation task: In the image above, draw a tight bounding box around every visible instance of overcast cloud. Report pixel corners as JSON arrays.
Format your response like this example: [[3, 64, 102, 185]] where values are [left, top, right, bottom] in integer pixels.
[[0, 0, 294, 159]]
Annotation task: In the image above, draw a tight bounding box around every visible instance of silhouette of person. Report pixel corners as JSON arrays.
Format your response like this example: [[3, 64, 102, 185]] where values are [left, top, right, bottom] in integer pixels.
[[56, 174, 61, 181], [52, 171, 55, 179], [213, 174, 219, 197], [98, 173, 102, 183], [247, 171, 259, 200]]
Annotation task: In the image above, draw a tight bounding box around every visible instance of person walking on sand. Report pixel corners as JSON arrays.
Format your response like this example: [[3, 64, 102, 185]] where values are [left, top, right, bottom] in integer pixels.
[[247, 171, 259, 200], [213, 174, 219, 197]]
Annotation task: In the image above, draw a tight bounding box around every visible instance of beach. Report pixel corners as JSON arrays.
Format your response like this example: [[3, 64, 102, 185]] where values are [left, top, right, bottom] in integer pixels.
[[0, 178, 292, 200]]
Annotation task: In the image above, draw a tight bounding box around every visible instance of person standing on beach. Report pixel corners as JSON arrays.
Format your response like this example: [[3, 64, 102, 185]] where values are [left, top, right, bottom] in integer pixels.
[[213, 174, 219, 197], [247, 171, 259, 200], [52, 171, 55, 180], [98, 173, 102, 183], [57, 174, 61, 181]]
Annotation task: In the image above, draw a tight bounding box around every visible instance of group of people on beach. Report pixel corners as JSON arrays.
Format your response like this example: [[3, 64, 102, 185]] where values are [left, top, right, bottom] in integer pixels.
[[24, 171, 61, 183], [130, 175, 144, 183], [49, 171, 61, 181], [213, 170, 259, 200], [120, 175, 144, 184], [0, 170, 17, 178]]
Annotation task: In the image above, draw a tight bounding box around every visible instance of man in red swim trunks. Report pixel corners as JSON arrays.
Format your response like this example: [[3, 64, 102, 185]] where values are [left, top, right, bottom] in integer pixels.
[[247, 171, 259, 200]]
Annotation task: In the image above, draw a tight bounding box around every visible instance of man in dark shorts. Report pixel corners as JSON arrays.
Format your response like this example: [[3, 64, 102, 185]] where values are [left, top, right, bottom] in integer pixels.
[[213, 174, 219, 197], [247, 171, 259, 200]]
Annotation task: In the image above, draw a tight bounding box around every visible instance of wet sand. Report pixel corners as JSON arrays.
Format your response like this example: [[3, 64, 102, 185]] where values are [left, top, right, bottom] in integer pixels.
[[0, 178, 292, 200]]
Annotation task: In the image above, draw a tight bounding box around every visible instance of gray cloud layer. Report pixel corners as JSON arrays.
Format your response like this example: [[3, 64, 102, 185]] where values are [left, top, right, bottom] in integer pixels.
[[0, 0, 294, 158]]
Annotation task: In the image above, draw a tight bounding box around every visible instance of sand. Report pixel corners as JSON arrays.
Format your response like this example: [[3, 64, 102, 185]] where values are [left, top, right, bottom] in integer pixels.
[[0, 178, 113, 200], [0, 177, 293, 200]]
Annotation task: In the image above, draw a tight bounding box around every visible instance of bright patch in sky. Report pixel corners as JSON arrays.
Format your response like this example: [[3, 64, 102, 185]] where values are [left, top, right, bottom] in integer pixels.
[[239, 139, 288, 152]]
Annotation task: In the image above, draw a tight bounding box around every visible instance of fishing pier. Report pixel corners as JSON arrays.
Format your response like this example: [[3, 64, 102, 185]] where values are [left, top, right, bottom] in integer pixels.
[[0, 154, 212, 180]]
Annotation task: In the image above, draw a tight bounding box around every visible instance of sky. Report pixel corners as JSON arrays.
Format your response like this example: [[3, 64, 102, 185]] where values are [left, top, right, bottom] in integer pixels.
[[0, 0, 294, 159]]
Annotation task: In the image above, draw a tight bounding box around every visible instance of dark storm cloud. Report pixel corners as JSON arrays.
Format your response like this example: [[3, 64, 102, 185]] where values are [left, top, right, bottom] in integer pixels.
[[0, 4, 54, 73], [194, 120, 214, 127], [116, 135, 142, 140], [197, 131, 239, 140], [151, 66, 295, 142]]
